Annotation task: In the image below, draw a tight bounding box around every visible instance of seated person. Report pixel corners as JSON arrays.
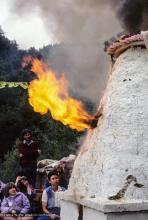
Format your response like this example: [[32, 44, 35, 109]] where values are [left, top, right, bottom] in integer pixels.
[[37, 171, 65, 220], [44, 164, 69, 190], [1, 182, 32, 220], [53, 165, 68, 189], [16, 176, 36, 213], [0, 180, 5, 205], [0, 181, 5, 190]]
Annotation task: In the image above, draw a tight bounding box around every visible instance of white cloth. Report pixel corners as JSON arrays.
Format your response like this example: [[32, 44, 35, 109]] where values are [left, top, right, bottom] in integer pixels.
[[42, 186, 65, 208], [141, 31, 148, 50]]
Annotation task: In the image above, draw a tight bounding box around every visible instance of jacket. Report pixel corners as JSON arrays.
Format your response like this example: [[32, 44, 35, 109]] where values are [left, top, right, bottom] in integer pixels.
[[1, 192, 30, 214], [19, 140, 39, 167], [46, 186, 65, 210]]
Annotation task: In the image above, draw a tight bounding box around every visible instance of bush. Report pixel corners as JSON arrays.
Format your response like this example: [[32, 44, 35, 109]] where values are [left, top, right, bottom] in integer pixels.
[[0, 140, 19, 182]]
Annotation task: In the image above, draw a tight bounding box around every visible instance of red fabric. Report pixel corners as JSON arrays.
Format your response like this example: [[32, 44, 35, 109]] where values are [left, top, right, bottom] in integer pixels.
[[19, 141, 40, 167]]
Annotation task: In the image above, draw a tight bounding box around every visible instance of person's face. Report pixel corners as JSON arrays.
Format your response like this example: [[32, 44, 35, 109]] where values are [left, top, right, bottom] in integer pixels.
[[49, 175, 59, 187], [56, 166, 63, 175], [9, 187, 16, 196], [24, 132, 31, 141], [21, 179, 29, 187]]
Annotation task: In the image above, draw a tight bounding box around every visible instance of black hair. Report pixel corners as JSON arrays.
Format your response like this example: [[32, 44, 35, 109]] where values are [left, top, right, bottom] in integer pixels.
[[20, 129, 31, 141], [4, 182, 17, 197], [47, 171, 59, 181], [19, 176, 28, 181], [17, 180, 27, 192]]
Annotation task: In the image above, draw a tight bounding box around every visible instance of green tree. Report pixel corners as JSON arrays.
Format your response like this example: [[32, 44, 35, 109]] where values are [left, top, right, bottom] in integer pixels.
[[0, 140, 19, 182], [0, 27, 92, 184]]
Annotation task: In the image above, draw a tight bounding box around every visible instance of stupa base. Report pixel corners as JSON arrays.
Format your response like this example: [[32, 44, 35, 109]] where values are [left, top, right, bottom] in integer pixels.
[[60, 193, 148, 220]]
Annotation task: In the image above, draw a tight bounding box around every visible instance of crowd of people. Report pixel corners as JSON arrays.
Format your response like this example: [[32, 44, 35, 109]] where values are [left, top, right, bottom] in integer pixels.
[[0, 171, 65, 220], [0, 129, 73, 220]]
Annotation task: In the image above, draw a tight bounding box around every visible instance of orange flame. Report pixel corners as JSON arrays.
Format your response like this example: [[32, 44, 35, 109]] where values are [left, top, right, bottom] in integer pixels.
[[28, 58, 93, 131]]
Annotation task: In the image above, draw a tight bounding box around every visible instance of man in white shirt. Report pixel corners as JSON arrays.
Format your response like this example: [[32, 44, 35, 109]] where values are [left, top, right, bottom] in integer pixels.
[[38, 171, 65, 220]]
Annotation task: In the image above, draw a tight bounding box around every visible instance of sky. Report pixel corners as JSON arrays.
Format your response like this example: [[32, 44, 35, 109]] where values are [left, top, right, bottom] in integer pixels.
[[0, 0, 121, 50], [0, 0, 54, 49], [0, 0, 121, 104]]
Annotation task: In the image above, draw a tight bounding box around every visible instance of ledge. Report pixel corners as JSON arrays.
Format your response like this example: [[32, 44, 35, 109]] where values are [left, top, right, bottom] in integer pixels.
[[61, 193, 148, 213]]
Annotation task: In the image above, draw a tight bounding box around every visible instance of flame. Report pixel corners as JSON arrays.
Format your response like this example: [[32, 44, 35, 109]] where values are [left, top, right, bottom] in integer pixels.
[[28, 58, 93, 131]]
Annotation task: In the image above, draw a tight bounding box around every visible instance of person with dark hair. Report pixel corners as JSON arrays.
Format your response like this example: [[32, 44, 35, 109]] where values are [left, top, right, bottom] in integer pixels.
[[37, 171, 65, 220], [52, 165, 69, 189], [1, 182, 32, 220], [0, 180, 5, 206], [16, 176, 36, 213], [19, 129, 41, 187], [0, 181, 5, 191]]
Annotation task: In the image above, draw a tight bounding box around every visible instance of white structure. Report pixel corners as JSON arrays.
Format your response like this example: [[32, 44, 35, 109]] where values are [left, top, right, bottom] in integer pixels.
[[61, 41, 148, 219]]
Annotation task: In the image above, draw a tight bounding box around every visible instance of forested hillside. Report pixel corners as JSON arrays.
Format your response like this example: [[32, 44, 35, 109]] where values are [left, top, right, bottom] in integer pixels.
[[0, 27, 95, 181]]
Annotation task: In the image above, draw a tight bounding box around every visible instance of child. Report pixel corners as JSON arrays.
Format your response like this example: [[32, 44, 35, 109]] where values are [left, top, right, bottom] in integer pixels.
[[0, 180, 5, 205], [1, 182, 32, 220]]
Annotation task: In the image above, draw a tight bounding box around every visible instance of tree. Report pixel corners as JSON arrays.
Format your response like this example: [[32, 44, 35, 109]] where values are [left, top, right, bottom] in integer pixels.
[[0, 140, 19, 182], [0, 28, 90, 183]]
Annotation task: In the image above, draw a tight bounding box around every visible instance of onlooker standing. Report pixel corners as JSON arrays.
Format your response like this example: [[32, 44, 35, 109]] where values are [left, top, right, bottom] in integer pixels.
[[19, 129, 41, 187]]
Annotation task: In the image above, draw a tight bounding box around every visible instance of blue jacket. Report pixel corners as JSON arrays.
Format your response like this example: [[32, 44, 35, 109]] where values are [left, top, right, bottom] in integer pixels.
[[46, 186, 65, 216], [46, 186, 65, 210]]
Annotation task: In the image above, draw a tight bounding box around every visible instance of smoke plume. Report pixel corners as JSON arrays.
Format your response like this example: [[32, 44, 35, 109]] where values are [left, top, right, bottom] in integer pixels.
[[116, 0, 148, 32], [12, 0, 121, 107]]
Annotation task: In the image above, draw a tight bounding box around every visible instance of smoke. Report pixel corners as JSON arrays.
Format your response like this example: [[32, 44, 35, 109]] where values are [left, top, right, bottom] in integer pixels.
[[116, 0, 148, 32], [12, 0, 121, 107], [12, 0, 119, 43]]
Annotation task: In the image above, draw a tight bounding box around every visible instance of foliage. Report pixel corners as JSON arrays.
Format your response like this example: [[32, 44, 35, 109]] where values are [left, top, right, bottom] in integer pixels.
[[32, 116, 81, 160], [0, 27, 94, 182], [0, 140, 19, 182]]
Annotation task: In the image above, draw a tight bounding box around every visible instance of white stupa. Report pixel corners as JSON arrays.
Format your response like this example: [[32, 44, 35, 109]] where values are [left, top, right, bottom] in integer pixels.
[[61, 31, 148, 220]]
